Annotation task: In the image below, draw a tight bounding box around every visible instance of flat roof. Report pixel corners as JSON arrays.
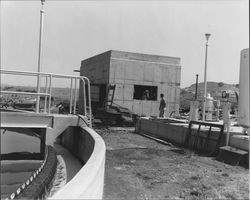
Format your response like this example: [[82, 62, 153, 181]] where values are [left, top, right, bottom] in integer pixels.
[[81, 50, 181, 66]]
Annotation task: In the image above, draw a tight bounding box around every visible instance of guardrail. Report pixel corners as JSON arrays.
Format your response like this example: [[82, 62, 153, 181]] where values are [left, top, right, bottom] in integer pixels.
[[0, 69, 92, 127]]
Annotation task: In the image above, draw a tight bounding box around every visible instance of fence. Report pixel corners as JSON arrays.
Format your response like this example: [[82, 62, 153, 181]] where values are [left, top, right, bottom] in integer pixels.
[[0, 69, 92, 126]]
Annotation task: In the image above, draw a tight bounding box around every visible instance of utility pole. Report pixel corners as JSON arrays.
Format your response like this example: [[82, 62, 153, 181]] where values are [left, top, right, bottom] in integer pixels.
[[36, 0, 45, 113], [202, 33, 211, 121]]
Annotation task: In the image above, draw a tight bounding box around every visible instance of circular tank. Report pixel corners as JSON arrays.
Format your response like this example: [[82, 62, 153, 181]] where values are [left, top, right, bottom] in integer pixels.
[[238, 48, 249, 129]]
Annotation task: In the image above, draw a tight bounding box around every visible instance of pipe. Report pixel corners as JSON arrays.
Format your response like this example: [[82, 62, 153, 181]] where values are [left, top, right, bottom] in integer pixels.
[[202, 33, 211, 121], [195, 74, 198, 100], [36, 0, 45, 113]]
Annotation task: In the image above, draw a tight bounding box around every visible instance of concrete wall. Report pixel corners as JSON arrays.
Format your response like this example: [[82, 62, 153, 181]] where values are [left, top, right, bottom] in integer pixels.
[[79, 50, 181, 117], [136, 118, 242, 153], [80, 51, 111, 84], [79, 51, 111, 112], [51, 126, 106, 199], [109, 51, 181, 116], [46, 114, 89, 145]]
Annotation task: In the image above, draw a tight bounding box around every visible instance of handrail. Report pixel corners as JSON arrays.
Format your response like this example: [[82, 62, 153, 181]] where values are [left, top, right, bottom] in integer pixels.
[[0, 69, 92, 127]]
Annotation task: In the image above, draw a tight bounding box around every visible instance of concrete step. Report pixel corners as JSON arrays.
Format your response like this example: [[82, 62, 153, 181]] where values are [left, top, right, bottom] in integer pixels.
[[229, 135, 249, 151], [216, 146, 248, 166]]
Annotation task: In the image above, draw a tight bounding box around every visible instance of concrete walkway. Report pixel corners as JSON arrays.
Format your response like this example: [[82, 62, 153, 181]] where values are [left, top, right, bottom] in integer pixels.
[[53, 143, 83, 183]]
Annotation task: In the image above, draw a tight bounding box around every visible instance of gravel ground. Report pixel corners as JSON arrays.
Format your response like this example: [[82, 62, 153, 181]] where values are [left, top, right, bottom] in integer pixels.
[[94, 126, 249, 200]]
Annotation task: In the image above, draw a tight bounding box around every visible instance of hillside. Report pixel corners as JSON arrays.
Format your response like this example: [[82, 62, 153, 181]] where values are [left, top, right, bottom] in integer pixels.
[[180, 81, 239, 111], [183, 81, 239, 97], [0, 85, 74, 105]]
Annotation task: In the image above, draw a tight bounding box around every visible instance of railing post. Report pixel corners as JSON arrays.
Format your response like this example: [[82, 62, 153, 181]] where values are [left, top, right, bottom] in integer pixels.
[[82, 79, 86, 116], [48, 74, 52, 114], [85, 77, 92, 127], [70, 78, 73, 114], [44, 75, 48, 113], [73, 78, 77, 114], [36, 74, 41, 113]]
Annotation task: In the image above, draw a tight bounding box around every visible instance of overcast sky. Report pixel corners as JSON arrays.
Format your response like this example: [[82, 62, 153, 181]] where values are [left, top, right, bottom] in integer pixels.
[[1, 0, 249, 88]]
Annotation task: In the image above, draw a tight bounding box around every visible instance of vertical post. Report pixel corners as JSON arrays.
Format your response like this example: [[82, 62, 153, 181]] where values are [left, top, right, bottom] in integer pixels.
[[73, 78, 77, 114], [86, 78, 92, 127], [223, 102, 231, 145], [82, 79, 87, 116], [195, 74, 199, 100], [40, 128, 46, 159], [202, 33, 211, 121], [48, 74, 52, 114], [44, 75, 48, 113], [36, 0, 45, 113], [70, 78, 73, 114]]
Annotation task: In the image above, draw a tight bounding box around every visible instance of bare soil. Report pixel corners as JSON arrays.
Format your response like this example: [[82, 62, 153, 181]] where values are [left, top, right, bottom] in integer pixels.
[[95, 126, 249, 200]]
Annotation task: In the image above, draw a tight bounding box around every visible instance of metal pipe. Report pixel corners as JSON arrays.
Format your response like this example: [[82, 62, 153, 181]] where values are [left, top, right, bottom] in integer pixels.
[[73, 78, 77, 114], [48, 74, 52, 114], [202, 33, 211, 121], [195, 74, 199, 100], [36, 0, 45, 113], [44, 75, 48, 113], [84, 77, 92, 127], [82, 79, 86, 116], [0, 69, 49, 77], [0, 69, 86, 79], [0, 91, 50, 96], [70, 78, 73, 114]]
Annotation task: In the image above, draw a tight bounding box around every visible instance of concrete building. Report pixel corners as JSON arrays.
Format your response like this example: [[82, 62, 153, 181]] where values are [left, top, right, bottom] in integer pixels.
[[79, 50, 181, 117]]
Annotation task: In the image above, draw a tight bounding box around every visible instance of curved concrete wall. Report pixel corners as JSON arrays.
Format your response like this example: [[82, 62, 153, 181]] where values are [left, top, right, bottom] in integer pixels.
[[50, 126, 106, 199]]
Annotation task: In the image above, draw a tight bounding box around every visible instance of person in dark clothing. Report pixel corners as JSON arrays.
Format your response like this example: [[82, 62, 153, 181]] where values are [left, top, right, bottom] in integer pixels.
[[159, 93, 166, 117]]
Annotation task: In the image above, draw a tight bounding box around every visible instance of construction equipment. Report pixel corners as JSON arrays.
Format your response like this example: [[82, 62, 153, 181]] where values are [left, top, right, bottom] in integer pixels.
[[94, 84, 135, 125]]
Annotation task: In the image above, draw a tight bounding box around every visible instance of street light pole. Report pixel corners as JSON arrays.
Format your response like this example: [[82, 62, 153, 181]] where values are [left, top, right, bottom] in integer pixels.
[[36, 0, 45, 113], [202, 33, 211, 121]]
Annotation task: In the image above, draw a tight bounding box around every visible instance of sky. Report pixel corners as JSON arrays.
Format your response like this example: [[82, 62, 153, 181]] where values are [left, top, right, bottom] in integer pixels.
[[1, 0, 249, 88]]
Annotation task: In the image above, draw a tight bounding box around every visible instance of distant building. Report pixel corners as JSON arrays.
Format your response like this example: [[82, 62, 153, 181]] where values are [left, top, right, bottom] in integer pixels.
[[79, 50, 181, 117]]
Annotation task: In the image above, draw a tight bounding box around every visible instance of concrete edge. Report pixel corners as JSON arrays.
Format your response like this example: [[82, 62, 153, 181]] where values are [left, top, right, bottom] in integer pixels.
[[50, 126, 106, 199], [16, 146, 57, 199]]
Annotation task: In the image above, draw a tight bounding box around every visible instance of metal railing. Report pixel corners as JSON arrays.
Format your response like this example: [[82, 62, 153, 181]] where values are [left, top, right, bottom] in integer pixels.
[[0, 69, 92, 127]]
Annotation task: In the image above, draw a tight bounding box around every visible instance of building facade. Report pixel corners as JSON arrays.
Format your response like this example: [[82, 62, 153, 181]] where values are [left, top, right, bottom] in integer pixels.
[[80, 50, 181, 117]]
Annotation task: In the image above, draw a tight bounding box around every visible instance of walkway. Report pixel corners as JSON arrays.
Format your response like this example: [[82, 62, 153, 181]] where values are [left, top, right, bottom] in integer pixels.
[[53, 142, 82, 183]]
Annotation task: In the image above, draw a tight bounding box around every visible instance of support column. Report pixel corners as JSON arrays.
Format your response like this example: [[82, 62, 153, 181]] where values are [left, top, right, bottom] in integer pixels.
[[40, 128, 46, 159]]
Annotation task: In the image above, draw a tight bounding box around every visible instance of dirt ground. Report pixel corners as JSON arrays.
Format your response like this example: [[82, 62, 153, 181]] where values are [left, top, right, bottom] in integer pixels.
[[94, 126, 249, 200]]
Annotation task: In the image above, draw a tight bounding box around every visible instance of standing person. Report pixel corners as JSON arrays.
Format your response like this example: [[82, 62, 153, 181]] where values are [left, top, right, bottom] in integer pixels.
[[142, 90, 150, 100], [159, 93, 166, 117]]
